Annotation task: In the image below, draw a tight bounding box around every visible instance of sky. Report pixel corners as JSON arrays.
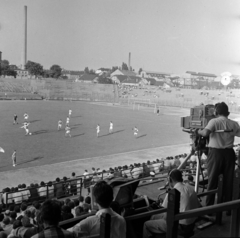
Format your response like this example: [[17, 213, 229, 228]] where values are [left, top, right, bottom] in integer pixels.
[[0, 0, 240, 75]]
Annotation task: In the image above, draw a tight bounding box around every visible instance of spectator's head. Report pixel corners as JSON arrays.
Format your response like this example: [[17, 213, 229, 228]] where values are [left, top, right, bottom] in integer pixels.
[[79, 196, 84, 203], [21, 216, 31, 227], [4, 210, 10, 217], [82, 203, 90, 212], [3, 217, 10, 225], [39, 200, 62, 226], [168, 169, 183, 188], [10, 211, 17, 220], [64, 198, 70, 205], [63, 176, 67, 182], [9, 205, 14, 212], [93, 181, 113, 209], [22, 184, 26, 189], [188, 175, 194, 182], [214, 102, 228, 117], [14, 206, 20, 213], [18, 184, 22, 189], [21, 203, 28, 212], [62, 205, 71, 214], [56, 178, 60, 183], [33, 201, 41, 210], [24, 210, 32, 218], [40, 181, 45, 187], [72, 172, 75, 177], [85, 196, 91, 205], [73, 199, 79, 207], [68, 201, 75, 209], [75, 206, 84, 217], [48, 181, 52, 187], [13, 220, 22, 229]]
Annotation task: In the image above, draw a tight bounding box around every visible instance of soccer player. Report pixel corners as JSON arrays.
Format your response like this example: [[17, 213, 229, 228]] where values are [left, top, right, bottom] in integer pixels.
[[66, 117, 70, 127], [109, 121, 113, 134], [69, 109, 72, 118], [12, 150, 16, 167], [13, 114, 18, 124], [21, 122, 31, 135], [96, 124, 100, 137], [58, 120, 62, 131], [65, 126, 71, 137], [23, 113, 29, 122], [134, 126, 138, 138]]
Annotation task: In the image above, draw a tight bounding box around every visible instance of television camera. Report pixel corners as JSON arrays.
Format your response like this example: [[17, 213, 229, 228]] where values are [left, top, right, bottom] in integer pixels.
[[181, 104, 215, 153]]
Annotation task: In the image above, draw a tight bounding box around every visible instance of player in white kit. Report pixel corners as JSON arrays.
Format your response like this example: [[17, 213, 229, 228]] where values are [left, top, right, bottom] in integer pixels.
[[96, 124, 100, 137], [109, 121, 113, 134], [21, 122, 31, 135], [58, 120, 62, 131], [65, 126, 71, 137], [69, 109, 72, 118], [133, 126, 138, 138], [66, 117, 70, 127], [24, 113, 29, 121]]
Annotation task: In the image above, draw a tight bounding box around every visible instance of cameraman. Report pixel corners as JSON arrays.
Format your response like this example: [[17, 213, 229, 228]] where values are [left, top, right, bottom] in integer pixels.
[[197, 102, 240, 208]]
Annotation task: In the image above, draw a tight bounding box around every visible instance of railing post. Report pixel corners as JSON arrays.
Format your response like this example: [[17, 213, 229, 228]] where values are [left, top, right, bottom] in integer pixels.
[[216, 174, 223, 225], [230, 170, 240, 237], [100, 213, 111, 238], [166, 189, 180, 238]]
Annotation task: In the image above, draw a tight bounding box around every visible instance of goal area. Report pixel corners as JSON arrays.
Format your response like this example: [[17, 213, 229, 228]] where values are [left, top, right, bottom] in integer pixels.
[[133, 101, 157, 113]]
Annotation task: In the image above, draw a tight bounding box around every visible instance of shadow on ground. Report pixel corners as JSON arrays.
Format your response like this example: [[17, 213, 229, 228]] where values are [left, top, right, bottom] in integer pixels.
[[98, 129, 125, 138]]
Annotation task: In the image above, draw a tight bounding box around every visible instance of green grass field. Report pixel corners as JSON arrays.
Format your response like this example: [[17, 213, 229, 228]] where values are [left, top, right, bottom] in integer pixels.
[[0, 100, 190, 172]]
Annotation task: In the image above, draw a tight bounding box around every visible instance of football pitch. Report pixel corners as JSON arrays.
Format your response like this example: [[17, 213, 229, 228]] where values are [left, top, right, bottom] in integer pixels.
[[0, 100, 195, 188]]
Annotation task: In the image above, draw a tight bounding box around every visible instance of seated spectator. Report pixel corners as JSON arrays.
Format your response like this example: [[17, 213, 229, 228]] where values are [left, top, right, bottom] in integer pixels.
[[14, 206, 21, 219], [84, 196, 91, 206], [174, 156, 181, 168], [8, 205, 14, 212], [54, 178, 64, 198], [7, 220, 22, 238], [17, 203, 28, 221], [0, 214, 4, 229], [32, 200, 74, 238], [12, 216, 37, 238], [1, 217, 13, 235], [70, 172, 77, 195], [38, 182, 47, 200], [12, 188, 23, 205], [121, 165, 130, 178], [113, 167, 122, 178], [70, 181, 126, 238], [9, 212, 17, 225], [68, 201, 75, 218], [75, 206, 88, 217], [4, 210, 10, 219], [63, 177, 70, 195], [64, 198, 71, 206], [143, 169, 200, 238], [61, 206, 74, 221], [79, 196, 84, 207], [107, 168, 114, 179]]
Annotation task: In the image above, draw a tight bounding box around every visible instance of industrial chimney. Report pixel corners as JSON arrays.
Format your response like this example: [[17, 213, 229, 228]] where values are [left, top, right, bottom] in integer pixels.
[[128, 52, 131, 70], [22, 6, 27, 69]]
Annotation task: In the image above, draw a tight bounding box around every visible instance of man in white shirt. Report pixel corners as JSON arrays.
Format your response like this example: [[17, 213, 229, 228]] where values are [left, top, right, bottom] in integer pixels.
[[131, 163, 143, 179], [143, 169, 200, 238], [70, 181, 126, 238]]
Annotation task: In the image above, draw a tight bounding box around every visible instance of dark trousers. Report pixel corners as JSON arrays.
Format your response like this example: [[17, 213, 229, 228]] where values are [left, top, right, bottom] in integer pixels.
[[206, 148, 235, 206]]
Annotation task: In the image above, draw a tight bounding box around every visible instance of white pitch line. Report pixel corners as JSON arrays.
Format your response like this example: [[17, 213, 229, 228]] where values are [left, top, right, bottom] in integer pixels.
[[0, 143, 189, 174]]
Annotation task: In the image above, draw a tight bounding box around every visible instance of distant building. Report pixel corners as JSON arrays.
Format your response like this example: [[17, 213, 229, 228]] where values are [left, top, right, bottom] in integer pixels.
[[140, 70, 171, 80], [62, 70, 84, 80], [110, 69, 136, 77], [78, 74, 98, 83], [15, 69, 29, 79], [121, 76, 147, 86]]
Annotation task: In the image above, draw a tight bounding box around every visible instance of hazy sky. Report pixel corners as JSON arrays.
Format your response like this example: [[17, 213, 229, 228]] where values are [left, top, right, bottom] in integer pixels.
[[0, 0, 240, 75]]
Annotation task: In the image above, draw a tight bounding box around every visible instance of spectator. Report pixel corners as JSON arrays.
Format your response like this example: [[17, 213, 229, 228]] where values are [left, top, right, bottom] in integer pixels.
[[142, 163, 150, 177], [143, 169, 200, 237], [9, 212, 17, 225], [14, 206, 21, 219], [70, 172, 77, 195], [64, 198, 71, 206], [84, 196, 91, 206], [13, 188, 23, 205], [131, 163, 143, 179], [54, 178, 64, 198], [70, 181, 126, 238], [68, 201, 75, 218], [38, 182, 47, 200], [4, 211, 10, 219], [147, 161, 154, 172], [174, 156, 181, 168], [21, 184, 30, 202], [121, 165, 130, 178], [6, 220, 22, 238], [17, 203, 28, 221], [1, 217, 13, 235], [75, 206, 88, 217], [32, 200, 74, 238], [47, 182, 54, 199], [113, 167, 122, 178], [62, 177, 70, 195], [61, 206, 74, 221], [79, 196, 84, 207], [29, 184, 39, 203]]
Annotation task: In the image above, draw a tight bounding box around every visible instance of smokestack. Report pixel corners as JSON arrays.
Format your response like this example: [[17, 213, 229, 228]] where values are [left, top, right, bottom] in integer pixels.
[[0, 51, 2, 76], [22, 6, 27, 70], [128, 52, 131, 70]]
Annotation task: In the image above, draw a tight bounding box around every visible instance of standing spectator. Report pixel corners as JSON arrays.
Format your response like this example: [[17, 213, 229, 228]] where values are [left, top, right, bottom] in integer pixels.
[[32, 200, 74, 238], [54, 178, 64, 199], [70, 172, 77, 195], [147, 161, 154, 172], [21, 184, 30, 203], [13, 188, 23, 205], [142, 163, 150, 177], [29, 184, 39, 203], [70, 181, 126, 238], [47, 182, 54, 199], [38, 182, 47, 200]]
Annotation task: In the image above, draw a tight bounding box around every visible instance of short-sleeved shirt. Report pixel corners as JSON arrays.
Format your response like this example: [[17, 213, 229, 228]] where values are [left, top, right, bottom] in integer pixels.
[[205, 116, 240, 148]]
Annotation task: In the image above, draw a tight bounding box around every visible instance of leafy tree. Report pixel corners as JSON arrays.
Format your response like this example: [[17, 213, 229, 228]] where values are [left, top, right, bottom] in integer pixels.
[[122, 62, 128, 70], [89, 69, 95, 74], [138, 68, 143, 75], [0, 60, 16, 77], [111, 66, 118, 72], [9, 65, 18, 70], [1, 60, 9, 70], [50, 65, 62, 78], [25, 61, 43, 77], [84, 67, 89, 74]]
